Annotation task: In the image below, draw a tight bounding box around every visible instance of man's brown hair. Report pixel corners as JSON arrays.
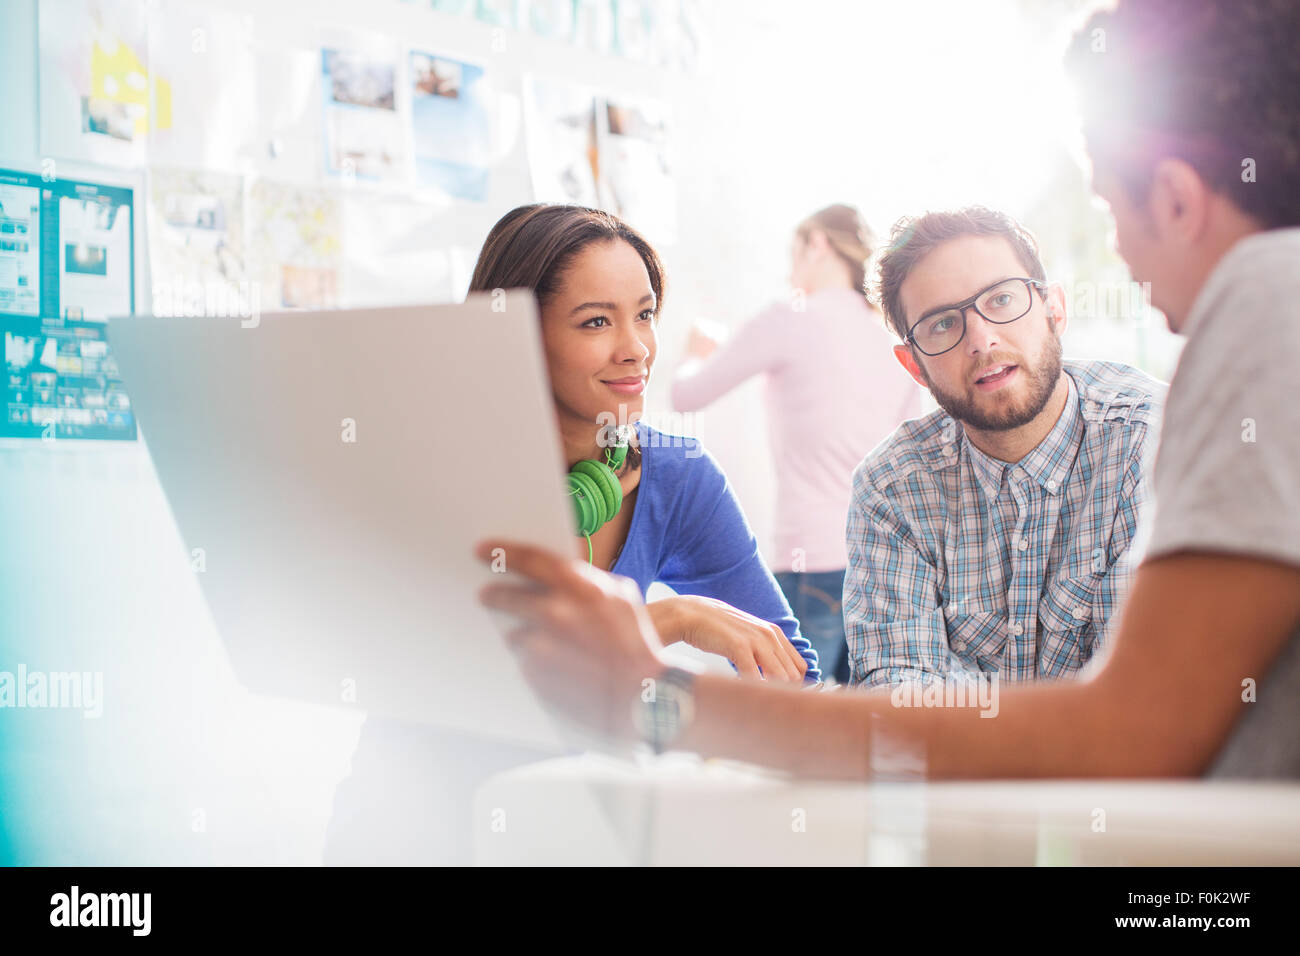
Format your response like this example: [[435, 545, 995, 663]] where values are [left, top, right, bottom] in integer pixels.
[[869, 207, 1047, 341]]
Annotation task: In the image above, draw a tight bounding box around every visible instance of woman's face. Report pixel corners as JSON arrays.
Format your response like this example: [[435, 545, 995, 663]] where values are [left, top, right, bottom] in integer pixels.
[[540, 239, 659, 427]]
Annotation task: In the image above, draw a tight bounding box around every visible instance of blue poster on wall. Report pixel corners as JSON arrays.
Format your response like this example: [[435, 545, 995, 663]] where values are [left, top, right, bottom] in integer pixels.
[[409, 51, 491, 202], [1, 166, 137, 441]]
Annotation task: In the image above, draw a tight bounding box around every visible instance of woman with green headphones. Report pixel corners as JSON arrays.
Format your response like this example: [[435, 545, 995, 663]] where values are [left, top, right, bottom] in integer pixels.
[[467, 203, 820, 682], [326, 203, 817, 864]]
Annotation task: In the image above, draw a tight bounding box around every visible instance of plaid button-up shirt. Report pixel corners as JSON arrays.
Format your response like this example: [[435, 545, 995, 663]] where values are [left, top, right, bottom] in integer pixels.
[[845, 360, 1165, 687]]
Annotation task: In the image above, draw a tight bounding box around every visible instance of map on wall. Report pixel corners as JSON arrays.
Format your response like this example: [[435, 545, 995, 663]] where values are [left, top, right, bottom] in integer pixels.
[[248, 180, 341, 311]]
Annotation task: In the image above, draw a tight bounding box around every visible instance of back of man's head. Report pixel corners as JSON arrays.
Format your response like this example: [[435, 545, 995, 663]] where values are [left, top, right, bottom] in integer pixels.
[[1067, 0, 1300, 230]]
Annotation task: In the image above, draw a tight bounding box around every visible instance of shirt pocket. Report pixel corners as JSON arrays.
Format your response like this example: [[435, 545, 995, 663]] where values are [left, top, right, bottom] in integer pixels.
[[1036, 575, 1100, 677], [942, 606, 1007, 670]]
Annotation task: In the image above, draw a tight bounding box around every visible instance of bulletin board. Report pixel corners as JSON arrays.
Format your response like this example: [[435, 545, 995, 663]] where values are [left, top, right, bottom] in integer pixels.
[[1, 0, 704, 441]]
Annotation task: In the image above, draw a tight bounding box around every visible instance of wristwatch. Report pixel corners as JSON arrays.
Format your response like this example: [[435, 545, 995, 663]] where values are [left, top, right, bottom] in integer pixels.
[[632, 666, 696, 754]]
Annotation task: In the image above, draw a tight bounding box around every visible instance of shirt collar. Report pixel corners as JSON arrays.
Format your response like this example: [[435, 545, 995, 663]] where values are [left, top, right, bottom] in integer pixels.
[[964, 430, 1007, 499], [961, 372, 1082, 499], [1180, 227, 1300, 341]]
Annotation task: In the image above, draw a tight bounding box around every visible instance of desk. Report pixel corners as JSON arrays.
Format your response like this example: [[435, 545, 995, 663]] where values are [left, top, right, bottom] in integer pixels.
[[473, 754, 1300, 865]]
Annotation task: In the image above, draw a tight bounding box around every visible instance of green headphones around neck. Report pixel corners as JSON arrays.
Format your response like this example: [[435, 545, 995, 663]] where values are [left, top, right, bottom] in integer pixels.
[[568, 426, 631, 564]]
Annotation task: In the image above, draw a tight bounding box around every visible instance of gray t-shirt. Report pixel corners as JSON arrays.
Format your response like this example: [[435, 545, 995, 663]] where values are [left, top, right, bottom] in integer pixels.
[[1145, 227, 1300, 778]]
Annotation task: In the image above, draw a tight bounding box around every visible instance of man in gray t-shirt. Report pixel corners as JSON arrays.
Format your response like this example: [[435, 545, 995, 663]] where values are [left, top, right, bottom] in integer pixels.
[[1140, 229, 1300, 776]]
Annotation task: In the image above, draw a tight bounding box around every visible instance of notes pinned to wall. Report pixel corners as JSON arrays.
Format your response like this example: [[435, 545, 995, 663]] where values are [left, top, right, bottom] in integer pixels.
[[38, 0, 157, 168], [522, 75, 600, 208], [523, 77, 676, 243], [599, 94, 675, 244], [146, 4, 256, 171], [146, 168, 247, 318]]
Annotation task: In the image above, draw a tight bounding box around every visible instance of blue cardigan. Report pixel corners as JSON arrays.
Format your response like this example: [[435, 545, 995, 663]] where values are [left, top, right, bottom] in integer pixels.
[[615, 421, 821, 682]]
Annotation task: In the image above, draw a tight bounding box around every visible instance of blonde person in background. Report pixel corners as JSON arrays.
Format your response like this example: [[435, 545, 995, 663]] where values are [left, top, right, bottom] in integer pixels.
[[671, 205, 922, 683]]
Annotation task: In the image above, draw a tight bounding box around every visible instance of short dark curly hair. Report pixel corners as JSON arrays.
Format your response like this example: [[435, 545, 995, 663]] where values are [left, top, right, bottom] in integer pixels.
[[1066, 0, 1300, 228], [869, 207, 1047, 341]]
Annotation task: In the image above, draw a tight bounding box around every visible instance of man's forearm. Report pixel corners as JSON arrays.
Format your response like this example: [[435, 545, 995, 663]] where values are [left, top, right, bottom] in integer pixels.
[[675, 670, 1150, 781], [674, 553, 1300, 781], [677, 678, 875, 779]]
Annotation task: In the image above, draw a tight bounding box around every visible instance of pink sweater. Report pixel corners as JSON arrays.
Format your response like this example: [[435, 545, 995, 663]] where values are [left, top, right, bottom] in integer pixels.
[[671, 288, 923, 572]]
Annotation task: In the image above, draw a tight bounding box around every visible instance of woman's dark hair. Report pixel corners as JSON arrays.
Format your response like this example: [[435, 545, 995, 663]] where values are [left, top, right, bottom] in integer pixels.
[[468, 203, 666, 471], [469, 203, 666, 314]]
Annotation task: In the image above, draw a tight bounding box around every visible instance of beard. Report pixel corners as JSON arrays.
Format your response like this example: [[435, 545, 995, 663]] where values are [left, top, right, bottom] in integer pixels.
[[919, 319, 1064, 432]]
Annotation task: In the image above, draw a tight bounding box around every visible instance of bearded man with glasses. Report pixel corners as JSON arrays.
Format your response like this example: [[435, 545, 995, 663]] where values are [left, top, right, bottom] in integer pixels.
[[840, 206, 1164, 689]]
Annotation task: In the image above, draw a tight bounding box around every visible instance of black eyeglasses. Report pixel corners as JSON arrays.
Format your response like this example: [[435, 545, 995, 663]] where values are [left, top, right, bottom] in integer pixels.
[[904, 277, 1048, 356]]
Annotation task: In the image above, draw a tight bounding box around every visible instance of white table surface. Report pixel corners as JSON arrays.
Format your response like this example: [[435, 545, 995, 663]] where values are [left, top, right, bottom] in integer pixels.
[[473, 753, 1300, 865]]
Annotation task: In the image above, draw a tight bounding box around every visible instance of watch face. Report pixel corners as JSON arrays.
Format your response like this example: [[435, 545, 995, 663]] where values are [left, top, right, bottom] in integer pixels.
[[635, 670, 693, 751], [651, 698, 681, 738]]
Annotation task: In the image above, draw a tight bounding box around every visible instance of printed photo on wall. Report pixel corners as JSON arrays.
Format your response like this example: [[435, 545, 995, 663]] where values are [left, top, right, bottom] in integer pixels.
[[599, 96, 676, 243], [321, 39, 406, 182], [409, 51, 491, 202], [147, 168, 247, 318], [522, 75, 599, 208]]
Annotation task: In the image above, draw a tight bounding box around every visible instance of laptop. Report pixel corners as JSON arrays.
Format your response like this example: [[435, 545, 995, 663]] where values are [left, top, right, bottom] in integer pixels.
[[109, 292, 577, 752]]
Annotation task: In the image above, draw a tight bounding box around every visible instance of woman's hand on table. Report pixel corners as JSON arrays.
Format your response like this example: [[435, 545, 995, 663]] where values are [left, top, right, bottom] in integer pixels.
[[648, 595, 807, 683]]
